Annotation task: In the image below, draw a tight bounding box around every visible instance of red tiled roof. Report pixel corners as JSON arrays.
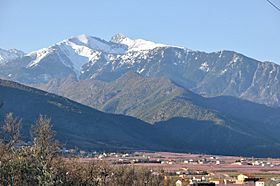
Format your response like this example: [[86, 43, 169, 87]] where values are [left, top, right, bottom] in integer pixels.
[[256, 178, 268, 182]]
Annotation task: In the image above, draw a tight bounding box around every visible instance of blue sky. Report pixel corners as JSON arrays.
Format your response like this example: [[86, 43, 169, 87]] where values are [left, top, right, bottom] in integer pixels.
[[0, 0, 279, 63]]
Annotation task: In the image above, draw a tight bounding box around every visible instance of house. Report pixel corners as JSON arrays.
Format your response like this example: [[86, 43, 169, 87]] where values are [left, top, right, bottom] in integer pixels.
[[236, 174, 249, 184], [176, 179, 190, 186], [176, 180, 183, 186], [265, 180, 280, 186], [210, 178, 225, 185], [192, 175, 207, 182], [233, 162, 242, 166], [255, 179, 267, 186], [180, 167, 188, 171]]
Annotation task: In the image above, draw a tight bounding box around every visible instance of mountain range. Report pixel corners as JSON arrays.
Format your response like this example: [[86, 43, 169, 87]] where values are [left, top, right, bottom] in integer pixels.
[[1, 34, 280, 157], [1, 34, 280, 107], [34, 71, 280, 131]]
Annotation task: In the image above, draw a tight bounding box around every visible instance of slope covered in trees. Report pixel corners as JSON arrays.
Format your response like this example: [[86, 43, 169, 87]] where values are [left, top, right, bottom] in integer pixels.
[[1, 79, 280, 157]]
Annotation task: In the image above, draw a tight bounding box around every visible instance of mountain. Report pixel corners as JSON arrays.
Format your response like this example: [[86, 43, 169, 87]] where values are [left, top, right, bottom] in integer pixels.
[[35, 72, 223, 124], [36, 71, 280, 126], [34, 71, 280, 143], [0, 34, 168, 84], [0, 78, 166, 151], [1, 79, 280, 157], [0, 34, 280, 107], [0, 48, 24, 64]]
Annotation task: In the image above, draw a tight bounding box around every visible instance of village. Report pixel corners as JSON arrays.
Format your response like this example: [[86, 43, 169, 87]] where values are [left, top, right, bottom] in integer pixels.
[[70, 150, 280, 186]]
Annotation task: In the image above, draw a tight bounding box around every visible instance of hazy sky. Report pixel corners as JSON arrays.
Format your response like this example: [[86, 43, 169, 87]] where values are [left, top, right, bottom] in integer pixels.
[[0, 0, 279, 63]]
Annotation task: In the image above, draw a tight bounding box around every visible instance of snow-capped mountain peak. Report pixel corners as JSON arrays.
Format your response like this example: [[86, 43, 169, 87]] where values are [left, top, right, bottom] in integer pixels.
[[111, 33, 168, 52], [25, 33, 171, 76], [56, 34, 127, 55], [0, 48, 25, 64], [71, 34, 92, 46]]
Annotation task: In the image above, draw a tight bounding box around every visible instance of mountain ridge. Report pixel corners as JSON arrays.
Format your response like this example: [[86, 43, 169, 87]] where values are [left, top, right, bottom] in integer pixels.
[[33, 71, 280, 155], [1, 78, 280, 157], [35, 72, 224, 124], [35, 71, 280, 129], [1, 34, 280, 107]]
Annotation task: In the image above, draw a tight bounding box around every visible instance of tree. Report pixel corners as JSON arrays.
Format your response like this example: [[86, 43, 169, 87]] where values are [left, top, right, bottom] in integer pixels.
[[31, 115, 59, 161], [0, 112, 21, 151], [31, 115, 60, 185], [0, 113, 22, 185]]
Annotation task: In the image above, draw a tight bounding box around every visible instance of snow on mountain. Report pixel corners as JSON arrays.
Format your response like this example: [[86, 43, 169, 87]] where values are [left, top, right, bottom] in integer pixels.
[[25, 34, 130, 76], [111, 33, 169, 52], [27, 48, 55, 67], [199, 62, 210, 72], [3, 34, 280, 108], [0, 48, 24, 64], [67, 34, 127, 54], [24, 34, 176, 77]]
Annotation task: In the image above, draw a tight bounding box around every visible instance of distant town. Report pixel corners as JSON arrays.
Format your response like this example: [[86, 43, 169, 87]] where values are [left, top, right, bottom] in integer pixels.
[[61, 149, 280, 186]]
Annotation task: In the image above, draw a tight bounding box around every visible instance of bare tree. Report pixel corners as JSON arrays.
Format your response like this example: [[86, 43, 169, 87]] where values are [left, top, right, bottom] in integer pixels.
[[31, 115, 61, 185], [31, 115, 59, 161], [0, 112, 21, 150], [0, 113, 22, 185]]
